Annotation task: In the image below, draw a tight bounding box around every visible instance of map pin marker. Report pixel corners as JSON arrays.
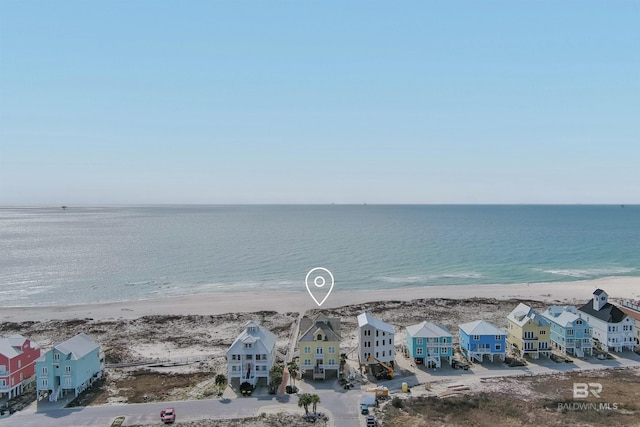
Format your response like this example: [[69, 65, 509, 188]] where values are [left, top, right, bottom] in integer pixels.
[[305, 267, 334, 307]]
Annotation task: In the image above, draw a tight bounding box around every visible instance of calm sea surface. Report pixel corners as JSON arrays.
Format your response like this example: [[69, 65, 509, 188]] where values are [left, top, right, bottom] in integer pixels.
[[1, 205, 638, 306]]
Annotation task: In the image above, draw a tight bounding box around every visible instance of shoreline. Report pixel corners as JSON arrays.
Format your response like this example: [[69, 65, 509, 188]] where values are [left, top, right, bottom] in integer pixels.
[[2, 276, 639, 323]]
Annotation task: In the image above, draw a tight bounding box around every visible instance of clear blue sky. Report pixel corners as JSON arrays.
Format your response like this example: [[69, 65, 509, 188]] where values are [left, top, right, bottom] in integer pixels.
[[1, 1, 638, 205]]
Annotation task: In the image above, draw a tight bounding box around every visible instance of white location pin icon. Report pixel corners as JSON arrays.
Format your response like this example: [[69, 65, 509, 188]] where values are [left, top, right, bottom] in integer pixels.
[[305, 267, 334, 307]]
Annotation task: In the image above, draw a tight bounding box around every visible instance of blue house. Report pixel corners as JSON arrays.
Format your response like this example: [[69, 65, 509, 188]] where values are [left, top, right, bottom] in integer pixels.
[[406, 321, 452, 368], [459, 320, 506, 363], [36, 333, 103, 402], [541, 306, 593, 357]]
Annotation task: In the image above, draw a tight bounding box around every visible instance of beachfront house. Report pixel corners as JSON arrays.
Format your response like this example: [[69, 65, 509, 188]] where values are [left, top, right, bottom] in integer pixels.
[[507, 303, 551, 359], [541, 306, 593, 357], [36, 333, 103, 402], [577, 289, 635, 352], [357, 312, 395, 366], [458, 320, 506, 363], [406, 321, 453, 368], [298, 313, 341, 380], [0, 335, 41, 400], [226, 320, 277, 387], [620, 300, 640, 346]]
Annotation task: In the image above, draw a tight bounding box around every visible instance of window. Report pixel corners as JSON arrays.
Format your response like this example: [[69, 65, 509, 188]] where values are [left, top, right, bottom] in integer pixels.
[[256, 354, 261, 361], [65, 366, 71, 374], [416, 338, 423, 345], [382, 351, 385, 357], [316, 347, 323, 354], [328, 358, 335, 365], [576, 319, 583, 325], [0, 380, 4, 386], [244, 343, 252, 349], [42, 379, 48, 388], [376, 341, 379, 346], [246, 354, 252, 360], [495, 335, 502, 341], [18, 360, 22, 369], [53, 353, 60, 361], [473, 335, 480, 341], [441, 347, 447, 354], [304, 346, 311, 354], [376, 330, 379, 337], [41, 367, 48, 375], [567, 329, 574, 336], [317, 334, 323, 341], [495, 344, 501, 351], [524, 331, 534, 339], [376, 352, 379, 358], [304, 359, 311, 365], [232, 366, 237, 371], [20, 373, 23, 381], [416, 348, 423, 355], [539, 330, 546, 335], [328, 346, 335, 354]]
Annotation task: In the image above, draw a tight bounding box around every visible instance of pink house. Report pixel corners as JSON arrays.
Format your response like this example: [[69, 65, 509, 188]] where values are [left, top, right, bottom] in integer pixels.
[[0, 335, 41, 399]]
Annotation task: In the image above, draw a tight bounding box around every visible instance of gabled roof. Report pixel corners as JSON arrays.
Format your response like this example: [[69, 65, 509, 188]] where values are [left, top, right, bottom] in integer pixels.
[[54, 333, 99, 360], [357, 313, 394, 334], [459, 320, 504, 336], [541, 306, 583, 328], [578, 301, 628, 324], [406, 321, 451, 339], [0, 335, 28, 359], [507, 303, 549, 328], [593, 289, 606, 296], [299, 314, 341, 343], [227, 320, 277, 355]]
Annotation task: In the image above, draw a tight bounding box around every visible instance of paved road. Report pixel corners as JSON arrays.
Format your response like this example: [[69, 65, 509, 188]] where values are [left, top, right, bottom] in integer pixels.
[[4, 351, 638, 427], [1, 381, 363, 427]]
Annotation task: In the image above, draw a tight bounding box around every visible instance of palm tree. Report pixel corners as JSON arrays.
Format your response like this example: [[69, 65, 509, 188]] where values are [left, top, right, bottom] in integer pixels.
[[269, 364, 284, 393], [298, 393, 313, 414], [311, 394, 321, 413], [287, 360, 299, 390]]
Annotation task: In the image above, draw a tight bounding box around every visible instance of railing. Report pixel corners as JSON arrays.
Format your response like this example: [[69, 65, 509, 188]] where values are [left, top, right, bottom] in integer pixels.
[[0, 370, 9, 376], [0, 384, 9, 391], [105, 352, 223, 368], [621, 300, 640, 313]]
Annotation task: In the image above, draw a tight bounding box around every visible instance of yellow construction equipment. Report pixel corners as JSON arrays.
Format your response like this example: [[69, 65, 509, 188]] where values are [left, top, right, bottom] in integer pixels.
[[366, 385, 389, 399], [367, 356, 395, 379]]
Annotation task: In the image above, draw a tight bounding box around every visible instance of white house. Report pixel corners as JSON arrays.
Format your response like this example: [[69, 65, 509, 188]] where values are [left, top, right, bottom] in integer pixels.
[[357, 312, 395, 366], [226, 321, 277, 387], [578, 289, 635, 352]]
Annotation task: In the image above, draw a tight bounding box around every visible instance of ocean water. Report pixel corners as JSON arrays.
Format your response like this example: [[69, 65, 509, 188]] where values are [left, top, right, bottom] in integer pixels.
[[1, 205, 639, 306]]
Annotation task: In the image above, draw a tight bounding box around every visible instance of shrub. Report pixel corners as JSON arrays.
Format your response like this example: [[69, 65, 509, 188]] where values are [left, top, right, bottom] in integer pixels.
[[391, 396, 403, 408]]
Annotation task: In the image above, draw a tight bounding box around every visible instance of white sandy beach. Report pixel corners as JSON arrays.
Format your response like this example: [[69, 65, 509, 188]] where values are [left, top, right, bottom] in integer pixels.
[[2, 276, 639, 323]]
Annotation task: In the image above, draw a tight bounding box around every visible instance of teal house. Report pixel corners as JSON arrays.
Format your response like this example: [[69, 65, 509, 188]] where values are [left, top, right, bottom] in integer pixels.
[[36, 333, 103, 402], [406, 321, 453, 368]]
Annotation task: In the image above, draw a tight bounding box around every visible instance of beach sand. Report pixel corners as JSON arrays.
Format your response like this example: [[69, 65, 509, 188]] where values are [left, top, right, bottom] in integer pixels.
[[2, 276, 639, 323]]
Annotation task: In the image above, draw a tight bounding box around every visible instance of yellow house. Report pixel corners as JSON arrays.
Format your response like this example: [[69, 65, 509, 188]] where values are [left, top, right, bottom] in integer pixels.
[[298, 313, 341, 380], [507, 303, 551, 359]]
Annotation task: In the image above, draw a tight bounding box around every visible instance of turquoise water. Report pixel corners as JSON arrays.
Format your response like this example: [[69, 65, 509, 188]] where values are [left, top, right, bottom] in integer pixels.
[[1, 205, 638, 306]]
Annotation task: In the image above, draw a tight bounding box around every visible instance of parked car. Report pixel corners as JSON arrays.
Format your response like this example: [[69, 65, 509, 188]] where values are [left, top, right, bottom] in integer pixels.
[[366, 415, 377, 426], [360, 404, 370, 415], [452, 360, 470, 370], [160, 408, 176, 424]]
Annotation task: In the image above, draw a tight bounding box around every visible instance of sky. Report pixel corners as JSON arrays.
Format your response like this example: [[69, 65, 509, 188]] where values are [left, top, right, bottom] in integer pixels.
[[1, 1, 638, 205]]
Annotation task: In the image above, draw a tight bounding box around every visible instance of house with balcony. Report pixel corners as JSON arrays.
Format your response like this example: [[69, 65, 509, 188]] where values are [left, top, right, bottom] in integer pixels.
[[458, 320, 506, 363], [507, 303, 551, 359], [541, 305, 593, 357], [406, 321, 453, 368], [357, 312, 395, 367], [298, 314, 341, 380], [620, 299, 640, 346], [36, 333, 103, 402], [578, 289, 635, 352], [0, 335, 41, 400], [226, 320, 277, 387]]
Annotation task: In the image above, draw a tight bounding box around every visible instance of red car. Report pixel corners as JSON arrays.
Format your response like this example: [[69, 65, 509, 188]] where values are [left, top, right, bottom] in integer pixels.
[[160, 408, 176, 424]]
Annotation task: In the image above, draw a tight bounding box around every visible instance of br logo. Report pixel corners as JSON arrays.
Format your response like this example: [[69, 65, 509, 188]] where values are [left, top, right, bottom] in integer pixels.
[[573, 382, 602, 399]]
